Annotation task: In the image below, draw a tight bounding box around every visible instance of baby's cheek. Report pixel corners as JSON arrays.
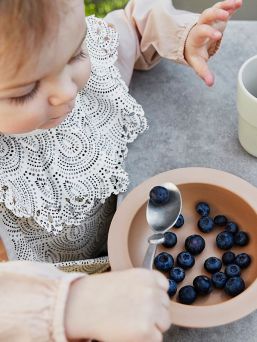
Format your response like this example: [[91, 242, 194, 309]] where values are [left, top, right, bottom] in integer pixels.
[[75, 58, 92, 90], [0, 100, 48, 134]]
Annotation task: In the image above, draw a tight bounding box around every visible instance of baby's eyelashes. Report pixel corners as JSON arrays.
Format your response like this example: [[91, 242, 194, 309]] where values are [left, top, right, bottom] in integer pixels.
[[6, 50, 88, 106], [9, 81, 40, 106]]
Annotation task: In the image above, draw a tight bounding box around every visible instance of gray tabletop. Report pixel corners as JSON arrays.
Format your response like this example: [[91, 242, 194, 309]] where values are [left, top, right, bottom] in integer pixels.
[[126, 21, 257, 342]]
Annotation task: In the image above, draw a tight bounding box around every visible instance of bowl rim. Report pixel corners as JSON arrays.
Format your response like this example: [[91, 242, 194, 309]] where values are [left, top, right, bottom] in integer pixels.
[[108, 167, 257, 328]]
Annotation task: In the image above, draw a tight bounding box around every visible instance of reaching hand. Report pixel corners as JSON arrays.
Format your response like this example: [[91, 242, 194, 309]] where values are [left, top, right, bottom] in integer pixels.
[[184, 0, 243, 87], [65, 268, 171, 342]]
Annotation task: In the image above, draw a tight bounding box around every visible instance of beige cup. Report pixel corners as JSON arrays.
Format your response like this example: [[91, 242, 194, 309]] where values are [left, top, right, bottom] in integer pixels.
[[237, 55, 257, 157]]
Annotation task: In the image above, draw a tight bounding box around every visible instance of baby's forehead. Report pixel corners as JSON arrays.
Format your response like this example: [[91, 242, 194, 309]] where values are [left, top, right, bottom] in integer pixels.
[[0, 1, 60, 77], [0, 0, 86, 87]]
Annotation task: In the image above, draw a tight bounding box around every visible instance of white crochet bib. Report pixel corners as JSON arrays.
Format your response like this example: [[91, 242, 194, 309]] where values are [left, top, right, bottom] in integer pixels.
[[0, 16, 147, 235]]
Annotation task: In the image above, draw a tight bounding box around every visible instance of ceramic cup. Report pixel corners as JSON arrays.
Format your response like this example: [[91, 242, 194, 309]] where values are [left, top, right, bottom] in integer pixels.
[[237, 55, 257, 157]]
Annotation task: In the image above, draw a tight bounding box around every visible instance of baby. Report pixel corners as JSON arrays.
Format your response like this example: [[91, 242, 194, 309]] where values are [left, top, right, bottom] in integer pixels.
[[0, 0, 242, 341]]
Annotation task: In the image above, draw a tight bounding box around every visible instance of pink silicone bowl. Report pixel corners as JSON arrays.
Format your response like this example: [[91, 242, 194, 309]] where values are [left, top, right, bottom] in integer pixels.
[[108, 167, 257, 328]]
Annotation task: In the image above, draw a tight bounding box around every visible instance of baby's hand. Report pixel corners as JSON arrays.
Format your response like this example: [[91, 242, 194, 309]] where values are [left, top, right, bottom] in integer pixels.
[[184, 0, 242, 87], [65, 268, 170, 342]]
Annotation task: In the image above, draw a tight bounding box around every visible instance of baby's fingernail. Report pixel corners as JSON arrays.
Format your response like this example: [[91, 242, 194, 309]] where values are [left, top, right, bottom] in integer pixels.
[[205, 74, 214, 86]]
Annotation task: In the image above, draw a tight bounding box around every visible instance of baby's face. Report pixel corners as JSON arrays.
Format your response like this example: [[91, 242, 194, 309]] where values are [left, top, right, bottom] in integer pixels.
[[0, 0, 90, 134]]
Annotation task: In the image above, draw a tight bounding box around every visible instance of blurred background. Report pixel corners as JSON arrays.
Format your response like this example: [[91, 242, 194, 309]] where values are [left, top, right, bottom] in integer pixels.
[[84, 0, 256, 19]]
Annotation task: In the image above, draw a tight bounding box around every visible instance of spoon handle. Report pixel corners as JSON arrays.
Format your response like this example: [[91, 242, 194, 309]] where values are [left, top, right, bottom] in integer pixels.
[[142, 243, 157, 269], [142, 233, 165, 269]]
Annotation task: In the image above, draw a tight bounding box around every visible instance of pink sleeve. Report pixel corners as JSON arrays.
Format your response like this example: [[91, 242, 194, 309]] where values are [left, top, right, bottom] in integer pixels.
[[0, 261, 84, 341], [105, 0, 199, 84]]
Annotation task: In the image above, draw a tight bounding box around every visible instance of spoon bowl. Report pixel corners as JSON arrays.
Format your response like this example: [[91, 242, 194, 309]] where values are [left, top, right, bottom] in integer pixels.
[[142, 182, 182, 269]]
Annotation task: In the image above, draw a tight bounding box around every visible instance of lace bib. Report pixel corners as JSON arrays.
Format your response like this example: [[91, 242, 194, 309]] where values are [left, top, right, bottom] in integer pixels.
[[0, 16, 147, 234]]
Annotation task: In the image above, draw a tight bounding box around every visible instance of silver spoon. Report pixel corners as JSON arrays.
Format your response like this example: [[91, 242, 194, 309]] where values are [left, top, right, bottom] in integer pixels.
[[142, 183, 182, 269]]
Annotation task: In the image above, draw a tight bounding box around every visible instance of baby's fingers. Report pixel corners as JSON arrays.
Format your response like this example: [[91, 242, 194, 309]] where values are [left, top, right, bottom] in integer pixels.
[[199, 8, 229, 25], [190, 24, 222, 46], [214, 0, 242, 15], [190, 55, 214, 87]]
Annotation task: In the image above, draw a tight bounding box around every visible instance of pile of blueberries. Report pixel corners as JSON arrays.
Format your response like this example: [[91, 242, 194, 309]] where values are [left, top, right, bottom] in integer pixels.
[[151, 190, 251, 305]]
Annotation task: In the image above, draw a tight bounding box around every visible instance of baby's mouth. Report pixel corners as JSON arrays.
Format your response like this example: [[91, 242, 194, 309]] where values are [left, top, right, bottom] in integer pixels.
[[50, 101, 75, 121]]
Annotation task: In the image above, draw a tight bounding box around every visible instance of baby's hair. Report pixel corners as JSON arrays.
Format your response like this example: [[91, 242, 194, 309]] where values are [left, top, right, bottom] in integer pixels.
[[0, 0, 62, 74]]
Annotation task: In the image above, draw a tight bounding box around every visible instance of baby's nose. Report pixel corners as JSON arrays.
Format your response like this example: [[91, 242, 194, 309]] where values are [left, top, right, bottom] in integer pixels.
[[48, 78, 78, 106]]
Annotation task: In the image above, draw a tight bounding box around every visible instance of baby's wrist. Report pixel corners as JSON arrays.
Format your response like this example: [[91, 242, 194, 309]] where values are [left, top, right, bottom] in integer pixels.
[[64, 276, 97, 340]]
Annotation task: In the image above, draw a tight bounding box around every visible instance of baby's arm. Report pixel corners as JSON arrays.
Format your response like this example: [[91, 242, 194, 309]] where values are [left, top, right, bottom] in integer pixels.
[[0, 261, 170, 341], [105, 0, 242, 87], [0, 261, 83, 341], [105, 0, 199, 85]]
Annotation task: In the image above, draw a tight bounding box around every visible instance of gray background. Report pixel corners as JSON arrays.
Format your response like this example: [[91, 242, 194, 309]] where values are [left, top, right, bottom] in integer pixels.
[[174, 0, 257, 20]]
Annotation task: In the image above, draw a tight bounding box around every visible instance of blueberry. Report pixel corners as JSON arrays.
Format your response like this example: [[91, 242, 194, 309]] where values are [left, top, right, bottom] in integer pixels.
[[178, 285, 197, 305], [225, 222, 239, 235], [222, 251, 236, 265], [204, 257, 222, 274], [216, 231, 234, 250], [234, 231, 250, 247], [196, 202, 210, 217], [198, 216, 214, 233], [214, 215, 228, 226], [212, 272, 228, 289], [225, 277, 245, 297], [154, 252, 174, 272], [167, 279, 177, 297], [235, 253, 252, 269], [176, 251, 195, 269], [169, 267, 185, 283], [225, 264, 241, 278], [174, 214, 184, 228], [193, 275, 213, 295], [162, 232, 177, 248], [185, 235, 205, 255], [149, 186, 170, 205]]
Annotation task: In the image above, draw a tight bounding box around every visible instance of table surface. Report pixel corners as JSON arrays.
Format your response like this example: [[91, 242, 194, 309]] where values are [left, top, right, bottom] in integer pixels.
[[125, 21, 257, 342]]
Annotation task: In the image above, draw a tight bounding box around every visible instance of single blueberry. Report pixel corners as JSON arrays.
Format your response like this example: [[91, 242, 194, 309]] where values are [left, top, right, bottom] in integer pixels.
[[225, 277, 245, 297], [176, 251, 195, 269], [185, 235, 205, 255], [225, 264, 241, 278], [198, 216, 214, 233], [178, 285, 197, 305], [149, 186, 170, 205], [234, 231, 250, 247], [216, 231, 234, 250], [212, 272, 228, 289], [235, 253, 252, 269], [222, 251, 236, 265], [174, 214, 184, 228], [167, 279, 177, 297], [193, 275, 213, 295], [169, 267, 186, 283], [154, 252, 174, 272], [162, 232, 177, 248], [204, 257, 222, 274], [214, 215, 228, 226], [169, 267, 185, 283], [196, 202, 210, 217], [225, 222, 239, 235]]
